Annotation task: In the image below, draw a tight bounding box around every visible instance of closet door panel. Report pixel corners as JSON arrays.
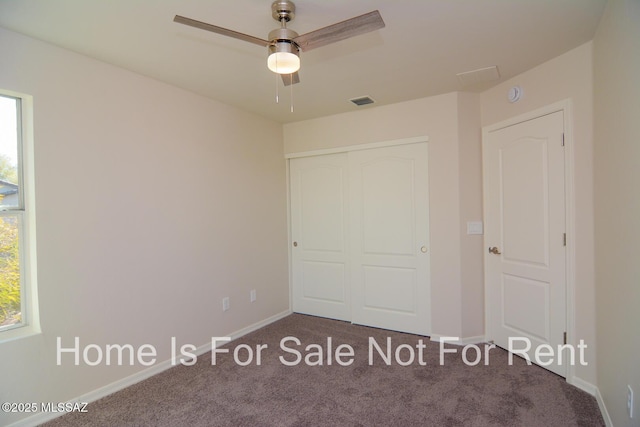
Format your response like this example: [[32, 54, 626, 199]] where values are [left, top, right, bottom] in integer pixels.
[[349, 143, 431, 335], [290, 154, 350, 321]]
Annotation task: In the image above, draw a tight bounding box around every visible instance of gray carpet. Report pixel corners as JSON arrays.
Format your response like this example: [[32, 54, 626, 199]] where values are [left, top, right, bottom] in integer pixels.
[[43, 314, 604, 426]]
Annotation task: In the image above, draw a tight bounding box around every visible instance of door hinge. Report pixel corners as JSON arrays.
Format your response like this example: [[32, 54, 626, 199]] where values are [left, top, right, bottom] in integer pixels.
[[563, 233, 567, 246], [563, 332, 567, 345], [562, 133, 565, 147]]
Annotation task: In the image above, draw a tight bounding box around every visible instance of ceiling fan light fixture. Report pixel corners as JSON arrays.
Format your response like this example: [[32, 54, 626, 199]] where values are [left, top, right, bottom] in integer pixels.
[[267, 41, 300, 74]]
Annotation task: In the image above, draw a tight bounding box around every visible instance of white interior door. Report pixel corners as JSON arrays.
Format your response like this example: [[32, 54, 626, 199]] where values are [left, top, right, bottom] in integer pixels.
[[484, 111, 566, 377], [290, 154, 350, 321], [349, 143, 431, 335]]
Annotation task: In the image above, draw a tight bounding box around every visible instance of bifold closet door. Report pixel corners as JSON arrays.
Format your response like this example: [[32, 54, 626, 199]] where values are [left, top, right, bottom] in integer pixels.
[[349, 143, 431, 335], [290, 153, 350, 321]]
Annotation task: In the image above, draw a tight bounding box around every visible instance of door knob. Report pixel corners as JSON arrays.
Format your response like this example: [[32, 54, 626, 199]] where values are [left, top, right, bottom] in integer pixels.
[[488, 246, 501, 255], [293, 241, 298, 247], [420, 246, 428, 253]]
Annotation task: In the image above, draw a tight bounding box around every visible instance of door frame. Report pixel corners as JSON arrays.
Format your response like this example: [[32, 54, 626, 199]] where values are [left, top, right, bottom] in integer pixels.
[[284, 135, 430, 323], [482, 99, 578, 386]]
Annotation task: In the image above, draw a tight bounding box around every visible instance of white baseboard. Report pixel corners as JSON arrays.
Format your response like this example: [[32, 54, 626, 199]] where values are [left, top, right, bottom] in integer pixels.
[[7, 309, 292, 427], [429, 335, 486, 345], [458, 335, 486, 345], [570, 376, 597, 396], [595, 387, 614, 427], [227, 310, 292, 341]]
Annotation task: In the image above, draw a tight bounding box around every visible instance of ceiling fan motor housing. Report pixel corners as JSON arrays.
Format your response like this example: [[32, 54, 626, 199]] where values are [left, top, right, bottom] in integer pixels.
[[268, 2, 300, 64], [268, 27, 299, 42], [268, 40, 299, 58]]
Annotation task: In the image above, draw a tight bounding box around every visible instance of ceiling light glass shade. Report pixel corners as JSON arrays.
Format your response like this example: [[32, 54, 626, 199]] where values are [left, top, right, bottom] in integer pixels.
[[267, 41, 300, 74]]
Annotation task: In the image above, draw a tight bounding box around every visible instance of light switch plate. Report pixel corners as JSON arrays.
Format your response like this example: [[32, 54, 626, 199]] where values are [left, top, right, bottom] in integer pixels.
[[467, 221, 484, 235]]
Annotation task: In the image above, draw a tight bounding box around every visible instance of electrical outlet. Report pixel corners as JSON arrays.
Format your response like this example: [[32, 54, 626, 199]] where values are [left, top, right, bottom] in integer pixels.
[[628, 385, 634, 418], [222, 297, 230, 312], [250, 290, 257, 302]]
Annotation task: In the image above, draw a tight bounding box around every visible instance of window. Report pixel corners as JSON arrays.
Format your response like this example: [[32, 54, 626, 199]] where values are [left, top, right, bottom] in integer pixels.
[[0, 90, 38, 339]]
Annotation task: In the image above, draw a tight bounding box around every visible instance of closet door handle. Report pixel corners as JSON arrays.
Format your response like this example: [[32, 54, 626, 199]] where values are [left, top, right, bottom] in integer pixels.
[[488, 246, 501, 255]]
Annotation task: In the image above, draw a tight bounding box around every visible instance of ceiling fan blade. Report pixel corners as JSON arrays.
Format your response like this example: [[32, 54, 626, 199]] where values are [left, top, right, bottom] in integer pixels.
[[282, 72, 300, 86], [173, 15, 269, 47], [293, 10, 384, 52]]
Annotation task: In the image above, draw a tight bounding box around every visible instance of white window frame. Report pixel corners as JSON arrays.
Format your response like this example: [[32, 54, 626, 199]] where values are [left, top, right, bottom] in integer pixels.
[[0, 88, 39, 342]]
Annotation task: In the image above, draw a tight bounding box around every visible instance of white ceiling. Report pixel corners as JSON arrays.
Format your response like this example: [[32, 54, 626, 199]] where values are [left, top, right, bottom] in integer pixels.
[[0, 0, 607, 124]]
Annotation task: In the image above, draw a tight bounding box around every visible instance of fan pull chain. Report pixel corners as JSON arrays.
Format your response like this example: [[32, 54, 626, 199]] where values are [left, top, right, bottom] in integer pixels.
[[290, 74, 294, 112], [275, 72, 279, 103]]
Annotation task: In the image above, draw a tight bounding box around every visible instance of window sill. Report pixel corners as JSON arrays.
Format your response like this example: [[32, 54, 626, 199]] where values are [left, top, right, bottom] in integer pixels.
[[0, 324, 41, 343]]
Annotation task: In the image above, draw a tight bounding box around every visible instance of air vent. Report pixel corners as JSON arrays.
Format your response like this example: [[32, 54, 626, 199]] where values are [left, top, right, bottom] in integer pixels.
[[349, 96, 375, 106]]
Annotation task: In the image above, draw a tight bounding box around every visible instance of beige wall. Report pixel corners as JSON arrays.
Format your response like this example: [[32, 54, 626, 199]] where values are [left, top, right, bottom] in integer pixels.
[[480, 42, 596, 386], [457, 93, 484, 339], [284, 92, 485, 340], [593, 0, 640, 425], [0, 27, 288, 426]]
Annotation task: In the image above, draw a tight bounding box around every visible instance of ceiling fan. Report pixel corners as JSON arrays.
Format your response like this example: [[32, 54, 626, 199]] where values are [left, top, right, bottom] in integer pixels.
[[174, 0, 385, 86]]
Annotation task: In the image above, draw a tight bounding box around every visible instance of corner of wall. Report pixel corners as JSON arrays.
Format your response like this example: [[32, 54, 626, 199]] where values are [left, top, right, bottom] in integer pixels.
[[456, 93, 485, 340], [593, 0, 640, 426]]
